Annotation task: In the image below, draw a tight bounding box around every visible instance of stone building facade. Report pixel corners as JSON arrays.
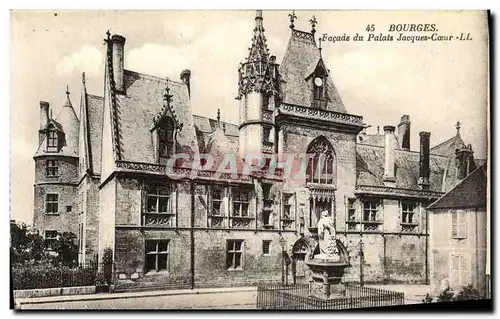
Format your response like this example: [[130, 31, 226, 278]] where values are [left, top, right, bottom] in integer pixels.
[[33, 11, 485, 290]]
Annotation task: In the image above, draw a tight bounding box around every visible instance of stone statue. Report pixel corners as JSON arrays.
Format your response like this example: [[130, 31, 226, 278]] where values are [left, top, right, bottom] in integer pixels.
[[316, 211, 339, 261]]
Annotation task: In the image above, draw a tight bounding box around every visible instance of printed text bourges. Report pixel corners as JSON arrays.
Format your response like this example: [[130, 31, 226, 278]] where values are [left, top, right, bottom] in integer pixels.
[[322, 24, 473, 44]]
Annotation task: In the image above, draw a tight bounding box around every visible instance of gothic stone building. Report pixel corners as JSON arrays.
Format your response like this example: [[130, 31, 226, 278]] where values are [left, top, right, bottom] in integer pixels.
[[33, 11, 484, 290]]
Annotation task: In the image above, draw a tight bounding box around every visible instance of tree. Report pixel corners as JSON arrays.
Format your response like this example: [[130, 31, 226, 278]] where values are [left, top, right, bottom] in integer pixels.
[[10, 222, 46, 265], [436, 286, 454, 302], [454, 285, 481, 301], [52, 232, 79, 267], [10, 221, 79, 267]]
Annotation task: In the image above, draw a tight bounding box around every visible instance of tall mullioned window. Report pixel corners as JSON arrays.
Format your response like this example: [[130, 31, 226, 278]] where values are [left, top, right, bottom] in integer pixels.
[[45, 194, 59, 214], [145, 240, 170, 273], [158, 117, 175, 165], [47, 129, 58, 152], [226, 240, 244, 270], [232, 190, 250, 217]]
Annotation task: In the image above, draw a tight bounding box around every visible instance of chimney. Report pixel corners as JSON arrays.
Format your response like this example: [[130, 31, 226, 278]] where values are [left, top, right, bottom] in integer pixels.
[[383, 125, 396, 185], [110, 34, 126, 93], [418, 131, 431, 189], [398, 115, 411, 151], [39, 101, 49, 144], [180, 69, 191, 98]]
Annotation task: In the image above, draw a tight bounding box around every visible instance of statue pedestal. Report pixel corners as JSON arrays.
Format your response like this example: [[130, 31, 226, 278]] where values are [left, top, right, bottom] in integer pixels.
[[306, 258, 349, 300]]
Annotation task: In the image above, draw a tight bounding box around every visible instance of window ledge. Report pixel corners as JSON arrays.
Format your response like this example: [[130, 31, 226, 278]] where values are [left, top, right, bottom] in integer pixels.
[[45, 213, 60, 216], [226, 268, 244, 272], [144, 270, 169, 276], [401, 222, 418, 226], [346, 220, 361, 223], [362, 220, 383, 224], [144, 212, 176, 215], [231, 216, 254, 219]]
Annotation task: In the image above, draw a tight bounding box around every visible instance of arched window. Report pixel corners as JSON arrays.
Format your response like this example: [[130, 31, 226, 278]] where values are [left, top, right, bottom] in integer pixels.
[[306, 137, 336, 185], [158, 117, 175, 165]]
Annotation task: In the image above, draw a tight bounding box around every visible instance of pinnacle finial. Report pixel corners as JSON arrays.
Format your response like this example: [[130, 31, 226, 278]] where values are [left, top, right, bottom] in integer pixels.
[[222, 123, 226, 134], [310, 15, 317, 34], [256, 10, 262, 19], [82, 72, 86, 84], [65, 85, 70, 96], [318, 37, 323, 56], [217, 108, 221, 124], [163, 78, 173, 105], [455, 121, 462, 134], [288, 10, 297, 29], [106, 30, 111, 40]]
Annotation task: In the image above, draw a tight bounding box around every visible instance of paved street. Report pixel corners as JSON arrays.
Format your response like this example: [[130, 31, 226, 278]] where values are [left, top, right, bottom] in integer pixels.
[[18, 291, 257, 310]]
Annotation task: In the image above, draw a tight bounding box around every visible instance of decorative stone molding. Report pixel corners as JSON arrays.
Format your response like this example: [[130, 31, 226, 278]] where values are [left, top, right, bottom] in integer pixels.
[[278, 103, 363, 127], [355, 185, 443, 199]]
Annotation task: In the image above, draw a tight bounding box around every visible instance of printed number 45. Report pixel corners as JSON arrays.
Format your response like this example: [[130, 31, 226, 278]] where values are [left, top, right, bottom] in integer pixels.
[[366, 24, 375, 32]]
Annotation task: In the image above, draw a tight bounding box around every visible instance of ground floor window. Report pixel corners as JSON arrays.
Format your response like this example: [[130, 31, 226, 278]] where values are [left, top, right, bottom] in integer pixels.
[[226, 240, 244, 270], [450, 253, 469, 287], [145, 240, 170, 273], [44, 230, 58, 250]]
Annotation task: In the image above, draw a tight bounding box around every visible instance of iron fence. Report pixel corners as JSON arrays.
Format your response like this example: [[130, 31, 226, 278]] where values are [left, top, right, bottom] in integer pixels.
[[12, 262, 110, 290], [257, 283, 405, 310]]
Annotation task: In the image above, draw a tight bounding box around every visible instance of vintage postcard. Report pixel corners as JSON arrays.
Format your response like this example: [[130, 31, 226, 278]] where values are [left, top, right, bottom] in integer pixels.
[[10, 10, 490, 310]]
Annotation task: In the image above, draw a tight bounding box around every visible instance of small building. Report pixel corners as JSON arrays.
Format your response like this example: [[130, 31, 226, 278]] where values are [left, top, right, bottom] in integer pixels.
[[427, 163, 488, 295]]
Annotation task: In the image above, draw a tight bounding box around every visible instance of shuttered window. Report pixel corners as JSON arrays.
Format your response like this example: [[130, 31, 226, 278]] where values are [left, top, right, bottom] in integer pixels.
[[451, 210, 467, 239]]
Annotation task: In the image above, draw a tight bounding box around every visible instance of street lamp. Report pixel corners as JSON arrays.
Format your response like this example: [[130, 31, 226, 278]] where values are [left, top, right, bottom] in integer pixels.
[[359, 237, 364, 286], [279, 237, 287, 286]]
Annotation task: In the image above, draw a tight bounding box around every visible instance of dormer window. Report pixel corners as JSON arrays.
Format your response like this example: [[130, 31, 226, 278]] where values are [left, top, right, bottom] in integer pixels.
[[157, 117, 175, 165], [47, 128, 58, 152]]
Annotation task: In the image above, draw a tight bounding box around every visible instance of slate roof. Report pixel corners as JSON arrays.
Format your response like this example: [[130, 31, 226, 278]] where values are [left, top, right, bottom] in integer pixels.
[[34, 93, 80, 158], [113, 70, 200, 163], [356, 144, 450, 192], [86, 94, 104, 174], [279, 29, 347, 113], [192, 115, 238, 154], [428, 163, 487, 210], [430, 131, 466, 157], [358, 133, 401, 149]]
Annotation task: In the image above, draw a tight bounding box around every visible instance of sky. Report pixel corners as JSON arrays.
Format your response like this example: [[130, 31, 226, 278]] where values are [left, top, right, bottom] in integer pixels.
[[10, 10, 489, 225]]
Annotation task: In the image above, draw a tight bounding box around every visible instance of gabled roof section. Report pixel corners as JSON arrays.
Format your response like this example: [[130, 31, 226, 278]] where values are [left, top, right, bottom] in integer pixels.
[[34, 90, 80, 158], [193, 115, 238, 154], [279, 29, 346, 113], [430, 124, 466, 157], [428, 163, 487, 210], [111, 70, 200, 163]]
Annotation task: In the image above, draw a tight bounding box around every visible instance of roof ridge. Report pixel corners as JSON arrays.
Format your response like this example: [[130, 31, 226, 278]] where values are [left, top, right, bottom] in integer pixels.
[[430, 135, 456, 150], [124, 69, 185, 86]]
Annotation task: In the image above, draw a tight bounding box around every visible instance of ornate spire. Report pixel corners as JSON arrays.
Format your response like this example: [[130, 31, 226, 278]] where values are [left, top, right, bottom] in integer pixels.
[[217, 108, 221, 124], [246, 10, 270, 63], [66, 85, 70, 96], [318, 37, 323, 57], [455, 121, 461, 133], [288, 10, 297, 29], [310, 15, 317, 35], [237, 10, 280, 99], [82, 72, 86, 84], [222, 123, 226, 134]]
